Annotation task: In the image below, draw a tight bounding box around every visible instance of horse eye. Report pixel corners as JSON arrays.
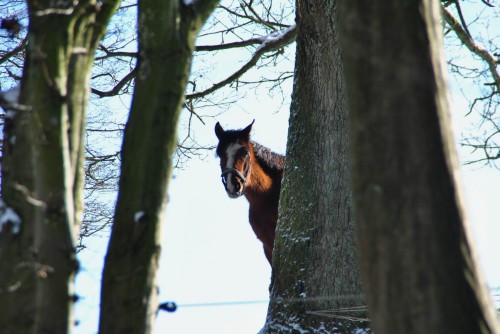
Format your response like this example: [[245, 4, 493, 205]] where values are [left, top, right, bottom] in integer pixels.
[[243, 149, 250, 157]]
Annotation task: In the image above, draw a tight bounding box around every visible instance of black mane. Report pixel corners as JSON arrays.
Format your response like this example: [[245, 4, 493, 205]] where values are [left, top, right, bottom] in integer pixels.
[[252, 141, 285, 176]]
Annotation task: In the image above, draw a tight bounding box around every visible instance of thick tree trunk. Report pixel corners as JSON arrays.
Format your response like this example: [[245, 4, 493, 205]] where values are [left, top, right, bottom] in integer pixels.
[[339, 0, 500, 333], [262, 0, 368, 333], [0, 1, 119, 333], [98, 1, 218, 333]]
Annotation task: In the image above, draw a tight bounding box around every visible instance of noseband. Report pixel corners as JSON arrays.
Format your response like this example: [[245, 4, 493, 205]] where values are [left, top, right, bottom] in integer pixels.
[[221, 164, 251, 188]]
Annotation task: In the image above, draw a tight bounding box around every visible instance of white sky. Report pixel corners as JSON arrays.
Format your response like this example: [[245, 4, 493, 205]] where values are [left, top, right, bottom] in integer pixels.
[[74, 90, 500, 334]]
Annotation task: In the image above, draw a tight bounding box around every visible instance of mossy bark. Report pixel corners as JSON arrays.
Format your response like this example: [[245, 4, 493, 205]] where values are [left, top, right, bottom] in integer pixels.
[[98, 1, 218, 333], [0, 1, 120, 333], [339, 0, 500, 333], [262, 1, 368, 333]]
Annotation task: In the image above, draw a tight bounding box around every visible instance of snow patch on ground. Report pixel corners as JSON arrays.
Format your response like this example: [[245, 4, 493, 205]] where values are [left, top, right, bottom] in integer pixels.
[[260, 314, 371, 334]]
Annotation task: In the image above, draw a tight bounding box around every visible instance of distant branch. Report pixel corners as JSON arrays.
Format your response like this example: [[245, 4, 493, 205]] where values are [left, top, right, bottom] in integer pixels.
[[220, 4, 288, 30], [480, 0, 495, 8], [443, 6, 500, 92], [96, 43, 138, 61], [196, 37, 264, 51], [0, 37, 27, 65], [187, 24, 297, 99], [91, 67, 137, 98], [461, 141, 500, 165]]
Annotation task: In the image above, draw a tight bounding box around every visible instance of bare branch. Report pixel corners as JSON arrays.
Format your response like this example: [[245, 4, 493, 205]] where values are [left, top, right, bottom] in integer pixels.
[[219, 4, 287, 30], [443, 6, 500, 93], [0, 38, 27, 66], [187, 24, 297, 100], [91, 67, 137, 98], [96, 43, 138, 61], [239, 1, 279, 31], [480, 0, 495, 8], [196, 37, 264, 51]]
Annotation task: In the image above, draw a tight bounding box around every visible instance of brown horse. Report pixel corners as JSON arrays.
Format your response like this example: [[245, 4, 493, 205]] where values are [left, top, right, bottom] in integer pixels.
[[215, 121, 285, 264]]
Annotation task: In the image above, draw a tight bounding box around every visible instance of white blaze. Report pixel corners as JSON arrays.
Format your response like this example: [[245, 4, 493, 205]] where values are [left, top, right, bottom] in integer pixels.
[[224, 143, 243, 193]]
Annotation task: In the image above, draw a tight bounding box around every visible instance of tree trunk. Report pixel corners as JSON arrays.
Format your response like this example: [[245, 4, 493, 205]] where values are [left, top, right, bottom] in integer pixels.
[[262, 0, 368, 332], [339, 0, 500, 333], [98, 1, 218, 333], [0, 1, 119, 333]]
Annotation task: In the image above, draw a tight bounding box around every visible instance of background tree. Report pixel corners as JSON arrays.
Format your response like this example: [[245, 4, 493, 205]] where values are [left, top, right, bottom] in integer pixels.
[[261, 0, 368, 332], [339, 0, 500, 332], [97, 0, 219, 332], [0, 0, 120, 332]]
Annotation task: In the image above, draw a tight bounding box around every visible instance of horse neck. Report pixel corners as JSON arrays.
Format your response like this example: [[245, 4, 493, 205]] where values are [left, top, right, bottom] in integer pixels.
[[245, 151, 281, 199]]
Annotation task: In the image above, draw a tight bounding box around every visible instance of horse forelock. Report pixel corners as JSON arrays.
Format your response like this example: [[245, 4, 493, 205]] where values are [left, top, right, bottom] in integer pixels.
[[215, 129, 249, 157]]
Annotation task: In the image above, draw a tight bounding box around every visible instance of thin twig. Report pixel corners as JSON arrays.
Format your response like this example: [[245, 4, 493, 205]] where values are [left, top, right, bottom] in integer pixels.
[[0, 37, 27, 65], [91, 67, 137, 98], [186, 24, 297, 100]]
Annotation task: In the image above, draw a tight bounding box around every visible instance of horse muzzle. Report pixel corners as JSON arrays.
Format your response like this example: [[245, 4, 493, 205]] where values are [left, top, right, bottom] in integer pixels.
[[221, 168, 247, 198], [224, 178, 245, 198], [226, 190, 244, 198]]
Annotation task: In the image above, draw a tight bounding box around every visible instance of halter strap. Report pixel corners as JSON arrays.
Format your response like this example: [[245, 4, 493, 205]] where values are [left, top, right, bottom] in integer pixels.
[[221, 165, 250, 184]]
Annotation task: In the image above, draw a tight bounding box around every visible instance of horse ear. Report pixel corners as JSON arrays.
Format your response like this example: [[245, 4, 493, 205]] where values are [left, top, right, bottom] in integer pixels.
[[215, 122, 225, 139], [241, 120, 254, 139]]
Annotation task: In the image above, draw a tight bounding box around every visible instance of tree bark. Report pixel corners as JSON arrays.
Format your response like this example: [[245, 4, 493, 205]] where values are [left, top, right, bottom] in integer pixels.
[[262, 0, 368, 332], [98, 0, 218, 333], [339, 0, 500, 333], [0, 0, 120, 333]]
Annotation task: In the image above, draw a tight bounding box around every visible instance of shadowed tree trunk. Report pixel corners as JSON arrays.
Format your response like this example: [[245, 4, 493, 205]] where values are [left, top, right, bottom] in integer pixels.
[[261, 0, 368, 332], [339, 0, 500, 333], [0, 0, 120, 333], [98, 0, 218, 333]]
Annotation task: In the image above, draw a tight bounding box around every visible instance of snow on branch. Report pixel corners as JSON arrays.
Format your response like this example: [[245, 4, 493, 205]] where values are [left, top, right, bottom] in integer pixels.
[[0, 86, 32, 117], [186, 24, 297, 100], [0, 199, 21, 234], [134, 211, 145, 223], [443, 6, 500, 92]]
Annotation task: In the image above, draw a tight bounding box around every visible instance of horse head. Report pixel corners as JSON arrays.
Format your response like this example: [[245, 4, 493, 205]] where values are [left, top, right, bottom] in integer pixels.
[[215, 120, 254, 198]]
